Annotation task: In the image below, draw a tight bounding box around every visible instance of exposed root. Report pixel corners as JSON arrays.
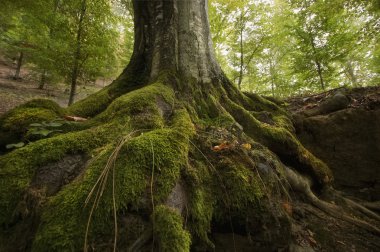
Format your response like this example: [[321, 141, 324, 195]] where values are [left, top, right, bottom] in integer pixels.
[[84, 131, 139, 252], [330, 190, 380, 221], [362, 201, 380, 212], [284, 167, 380, 235]]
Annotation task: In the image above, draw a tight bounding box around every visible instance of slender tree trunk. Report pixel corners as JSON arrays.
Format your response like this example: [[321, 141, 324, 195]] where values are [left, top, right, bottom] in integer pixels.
[[39, 0, 60, 90], [309, 35, 325, 90], [315, 60, 325, 90], [269, 60, 275, 97], [38, 70, 47, 89], [238, 26, 244, 90], [346, 60, 358, 87], [14, 52, 23, 80], [68, 0, 86, 106]]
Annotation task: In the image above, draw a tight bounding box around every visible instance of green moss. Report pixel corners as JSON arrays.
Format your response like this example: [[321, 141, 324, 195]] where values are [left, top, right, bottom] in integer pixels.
[[1, 108, 59, 133], [0, 99, 65, 149], [153, 205, 191, 252], [184, 161, 215, 249], [32, 109, 195, 251], [222, 96, 332, 185], [0, 123, 123, 225], [215, 158, 263, 216], [18, 99, 64, 116], [67, 87, 112, 118], [95, 83, 175, 129]]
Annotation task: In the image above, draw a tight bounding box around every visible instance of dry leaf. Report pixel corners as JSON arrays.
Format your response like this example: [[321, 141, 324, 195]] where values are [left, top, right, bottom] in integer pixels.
[[283, 201, 293, 215], [241, 143, 251, 150], [212, 142, 231, 152], [64, 115, 88, 122]]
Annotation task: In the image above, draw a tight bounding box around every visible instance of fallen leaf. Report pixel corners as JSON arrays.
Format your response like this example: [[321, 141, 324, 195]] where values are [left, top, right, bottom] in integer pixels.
[[282, 201, 292, 215], [241, 143, 251, 150], [64, 115, 88, 122], [212, 142, 231, 152]]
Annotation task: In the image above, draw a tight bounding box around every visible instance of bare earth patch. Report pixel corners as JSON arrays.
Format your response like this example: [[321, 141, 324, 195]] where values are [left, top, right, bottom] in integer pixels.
[[0, 60, 102, 115]]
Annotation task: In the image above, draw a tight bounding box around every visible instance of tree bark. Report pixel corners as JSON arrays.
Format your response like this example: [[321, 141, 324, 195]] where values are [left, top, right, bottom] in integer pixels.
[[68, 0, 86, 106], [123, 0, 222, 87]]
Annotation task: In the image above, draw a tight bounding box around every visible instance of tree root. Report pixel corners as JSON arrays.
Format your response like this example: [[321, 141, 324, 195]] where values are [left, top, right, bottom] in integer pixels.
[[362, 201, 380, 212], [329, 189, 380, 222], [284, 167, 380, 235]]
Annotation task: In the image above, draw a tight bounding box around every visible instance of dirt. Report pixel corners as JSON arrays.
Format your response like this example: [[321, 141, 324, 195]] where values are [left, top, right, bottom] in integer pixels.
[[0, 59, 103, 115]]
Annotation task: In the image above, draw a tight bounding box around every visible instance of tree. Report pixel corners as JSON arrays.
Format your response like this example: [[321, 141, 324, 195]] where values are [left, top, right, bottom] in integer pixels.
[[0, 0, 379, 251]]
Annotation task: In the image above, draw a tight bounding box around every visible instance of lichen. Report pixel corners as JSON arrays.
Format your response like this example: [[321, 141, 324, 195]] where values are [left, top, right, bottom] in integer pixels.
[[153, 205, 191, 252]]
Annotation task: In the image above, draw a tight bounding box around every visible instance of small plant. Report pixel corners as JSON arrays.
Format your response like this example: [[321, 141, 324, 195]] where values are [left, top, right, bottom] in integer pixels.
[[6, 142, 25, 149], [28, 120, 65, 137]]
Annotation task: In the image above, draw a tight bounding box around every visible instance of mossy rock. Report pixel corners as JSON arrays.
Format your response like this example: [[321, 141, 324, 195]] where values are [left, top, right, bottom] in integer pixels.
[[0, 99, 64, 150]]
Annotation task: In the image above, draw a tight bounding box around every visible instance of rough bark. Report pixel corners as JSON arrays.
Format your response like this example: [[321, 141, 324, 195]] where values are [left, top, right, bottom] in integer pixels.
[[123, 0, 222, 86]]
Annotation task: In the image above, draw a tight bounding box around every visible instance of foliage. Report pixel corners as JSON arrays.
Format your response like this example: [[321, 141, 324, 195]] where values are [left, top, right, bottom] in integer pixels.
[[209, 0, 379, 97], [0, 0, 134, 98]]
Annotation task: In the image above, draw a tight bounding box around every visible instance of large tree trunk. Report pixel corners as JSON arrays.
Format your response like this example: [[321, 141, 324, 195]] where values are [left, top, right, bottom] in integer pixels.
[[124, 0, 221, 86]]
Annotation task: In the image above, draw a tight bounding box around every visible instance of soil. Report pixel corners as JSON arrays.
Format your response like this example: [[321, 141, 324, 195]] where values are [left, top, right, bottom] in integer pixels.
[[0, 58, 103, 115]]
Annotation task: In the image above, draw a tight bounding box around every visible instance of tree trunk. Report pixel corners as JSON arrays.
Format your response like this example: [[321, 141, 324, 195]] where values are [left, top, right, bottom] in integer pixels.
[[315, 60, 325, 90], [346, 60, 358, 87], [123, 0, 222, 86], [38, 70, 46, 89], [39, 0, 60, 90], [238, 25, 244, 90], [68, 0, 86, 106], [310, 35, 325, 90], [14, 51, 23, 80]]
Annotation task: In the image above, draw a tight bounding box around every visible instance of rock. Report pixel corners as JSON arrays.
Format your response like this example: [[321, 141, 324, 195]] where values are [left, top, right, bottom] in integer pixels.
[[305, 92, 349, 117]]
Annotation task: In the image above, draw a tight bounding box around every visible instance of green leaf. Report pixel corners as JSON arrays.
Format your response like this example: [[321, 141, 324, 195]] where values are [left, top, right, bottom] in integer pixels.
[[29, 123, 43, 127], [46, 122, 63, 127], [31, 129, 53, 136], [6, 142, 25, 149]]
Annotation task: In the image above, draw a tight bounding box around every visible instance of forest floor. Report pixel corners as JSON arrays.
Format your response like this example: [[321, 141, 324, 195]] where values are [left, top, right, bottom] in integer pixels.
[[0, 58, 104, 115]]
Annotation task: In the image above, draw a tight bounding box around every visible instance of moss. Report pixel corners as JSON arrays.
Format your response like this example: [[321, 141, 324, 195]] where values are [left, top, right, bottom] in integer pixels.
[[0, 99, 65, 149], [18, 99, 64, 116], [32, 109, 195, 251], [95, 83, 175, 129], [184, 161, 215, 249], [214, 158, 263, 217], [0, 123, 123, 225], [222, 96, 332, 186], [66, 87, 112, 118], [153, 205, 191, 252], [1, 108, 59, 134]]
